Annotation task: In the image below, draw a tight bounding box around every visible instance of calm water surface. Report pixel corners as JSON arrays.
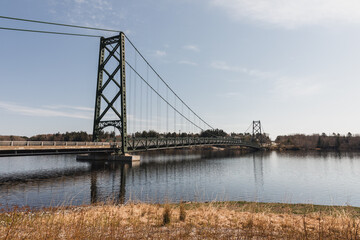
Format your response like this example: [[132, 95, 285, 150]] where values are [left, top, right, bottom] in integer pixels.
[[0, 150, 360, 208]]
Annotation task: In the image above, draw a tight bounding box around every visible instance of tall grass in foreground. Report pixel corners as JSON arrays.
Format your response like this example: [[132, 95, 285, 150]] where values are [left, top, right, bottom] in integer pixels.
[[1, 201, 360, 239]]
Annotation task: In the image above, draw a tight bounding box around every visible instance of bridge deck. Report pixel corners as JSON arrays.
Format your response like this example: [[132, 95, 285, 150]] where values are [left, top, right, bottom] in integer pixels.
[[0, 138, 260, 157]]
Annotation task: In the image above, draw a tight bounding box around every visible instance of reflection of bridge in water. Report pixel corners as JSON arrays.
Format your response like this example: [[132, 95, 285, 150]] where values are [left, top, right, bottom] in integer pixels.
[[0, 149, 257, 207], [0, 161, 132, 207], [90, 162, 128, 204], [252, 152, 265, 194]]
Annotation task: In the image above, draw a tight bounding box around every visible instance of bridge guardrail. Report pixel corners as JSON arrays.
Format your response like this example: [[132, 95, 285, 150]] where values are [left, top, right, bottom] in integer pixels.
[[0, 141, 111, 147], [126, 137, 259, 151], [0, 138, 260, 153]]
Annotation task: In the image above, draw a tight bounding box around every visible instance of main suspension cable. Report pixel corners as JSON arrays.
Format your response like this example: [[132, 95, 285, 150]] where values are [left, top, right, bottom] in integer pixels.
[[0, 26, 102, 37], [126, 61, 204, 131], [124, 35, 214, 130], [0, 15, 119, 33]]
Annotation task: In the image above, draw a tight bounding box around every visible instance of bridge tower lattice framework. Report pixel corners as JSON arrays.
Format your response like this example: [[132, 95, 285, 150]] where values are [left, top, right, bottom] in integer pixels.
[[92, 32, 128, 154], [252, 120, 263, 143]]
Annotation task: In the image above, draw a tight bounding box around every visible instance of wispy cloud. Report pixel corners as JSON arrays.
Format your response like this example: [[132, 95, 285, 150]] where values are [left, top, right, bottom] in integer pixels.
[[178, 60, 198, 66], [211, 61, 272, 78], [0, 102, 92, 119], [211, 61, 322, 97], [154, 50, 167, 57], [211, 61, 238, 71], [211, 0, 360, 28], [183, 45, 200, 52], [42, 105, 93, 112], [273, 76, 322, 97]]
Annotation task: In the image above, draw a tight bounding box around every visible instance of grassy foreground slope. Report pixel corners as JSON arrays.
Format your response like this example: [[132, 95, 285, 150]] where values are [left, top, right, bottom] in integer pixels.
[[1, 201, 360, 239]]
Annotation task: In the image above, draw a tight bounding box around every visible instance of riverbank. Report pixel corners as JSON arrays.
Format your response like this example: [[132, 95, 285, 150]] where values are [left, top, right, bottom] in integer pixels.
[[273, 133, 360, 151], [1, 201, 360, 239]]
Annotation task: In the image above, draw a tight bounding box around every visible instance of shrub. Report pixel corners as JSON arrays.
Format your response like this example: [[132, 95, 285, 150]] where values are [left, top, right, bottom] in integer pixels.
[[162, 204, 171, 225], [179, 202, 186, 222]]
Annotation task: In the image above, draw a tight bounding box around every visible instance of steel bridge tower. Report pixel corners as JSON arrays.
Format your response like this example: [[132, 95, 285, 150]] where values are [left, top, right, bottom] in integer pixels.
[[252, 120, 262, 143], [93, 32, 127, 154]]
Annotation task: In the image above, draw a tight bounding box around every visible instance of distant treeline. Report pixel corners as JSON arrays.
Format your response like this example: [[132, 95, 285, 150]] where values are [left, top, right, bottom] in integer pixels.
[[0, 129, 231, 142], [1, 131, 98, 142], [230, 132, 271, 143], [133, 129, 228, 138], [275, 133, 360, 150], [0, 128, 270, 143]]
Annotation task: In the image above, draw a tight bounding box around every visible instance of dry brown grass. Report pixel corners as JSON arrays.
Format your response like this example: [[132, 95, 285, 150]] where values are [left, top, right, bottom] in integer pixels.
[[1, 202, 360, 239]]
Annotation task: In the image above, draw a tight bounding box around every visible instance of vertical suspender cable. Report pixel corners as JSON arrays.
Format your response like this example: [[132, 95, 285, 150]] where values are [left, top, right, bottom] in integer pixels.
[[174, 97, 176, 133], [128, 65, 132, 134], [157, 78, 160, 132], [146, 65, 149, 132], [150, 71, 153, 131], [181, 104, 184, 134], [133, 50, 137, 134], [124, 35, 214, 131], [140, 70, 143, 133], [188, 108, 190, 134], [166, 88, 169, 134]]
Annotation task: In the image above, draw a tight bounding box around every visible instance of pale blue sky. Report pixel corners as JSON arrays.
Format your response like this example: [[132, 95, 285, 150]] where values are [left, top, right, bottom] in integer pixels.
[[1, 0, 360, 139]]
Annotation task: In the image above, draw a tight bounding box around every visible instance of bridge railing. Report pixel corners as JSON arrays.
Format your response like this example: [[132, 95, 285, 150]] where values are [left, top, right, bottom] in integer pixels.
[[0, 141, 110, 147], [126, 137, 259, 151], [0, 138, 260, 151]]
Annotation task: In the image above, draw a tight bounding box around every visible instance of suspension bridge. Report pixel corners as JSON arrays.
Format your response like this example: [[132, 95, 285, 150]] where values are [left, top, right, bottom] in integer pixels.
[[0, 18, 266, 158], [90, 32, 263, 155]]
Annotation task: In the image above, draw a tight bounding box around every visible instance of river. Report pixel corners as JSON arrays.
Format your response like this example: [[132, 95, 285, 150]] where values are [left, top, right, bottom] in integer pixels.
[[0, 150, 359, 209]]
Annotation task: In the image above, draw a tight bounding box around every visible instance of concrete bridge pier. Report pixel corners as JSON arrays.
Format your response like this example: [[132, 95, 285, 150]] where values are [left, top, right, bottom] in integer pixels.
[[77, 151, 140, 163]]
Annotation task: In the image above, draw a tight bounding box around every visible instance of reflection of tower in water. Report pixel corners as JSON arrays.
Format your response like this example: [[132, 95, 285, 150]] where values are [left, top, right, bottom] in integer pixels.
[[90, 163, 129, 204], [119, 164, 127, 204], [90, 168, 97, 204], [253, 152, 264, 190]]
